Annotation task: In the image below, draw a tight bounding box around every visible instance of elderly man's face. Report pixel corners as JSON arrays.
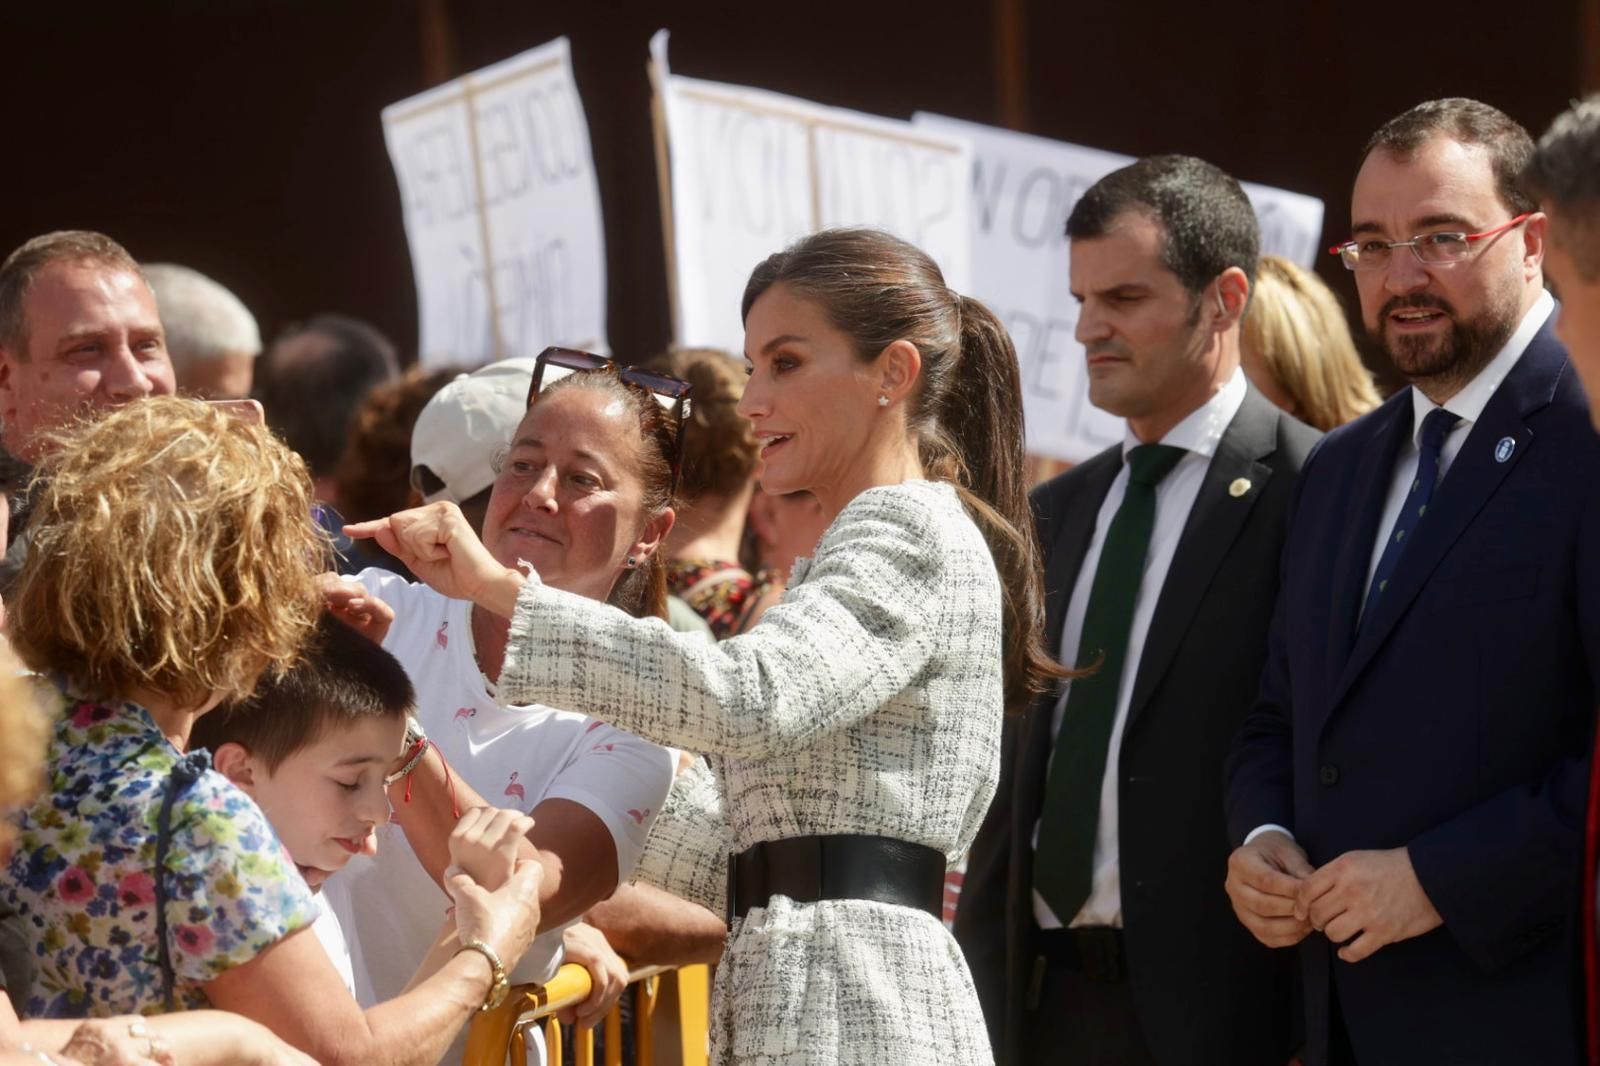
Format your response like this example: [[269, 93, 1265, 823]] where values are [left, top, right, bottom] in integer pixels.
[[180, 351, 255, 401], [0, 260, 177, 462]]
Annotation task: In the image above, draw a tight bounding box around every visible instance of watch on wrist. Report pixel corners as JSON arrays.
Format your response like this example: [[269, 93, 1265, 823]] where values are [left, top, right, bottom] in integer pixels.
[[456, 938, 510, 1011]]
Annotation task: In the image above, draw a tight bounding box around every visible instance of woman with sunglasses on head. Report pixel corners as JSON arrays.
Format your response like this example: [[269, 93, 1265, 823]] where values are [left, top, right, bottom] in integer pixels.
[[351, 228, 1061, 1066], [319, 356, 683, 1060]]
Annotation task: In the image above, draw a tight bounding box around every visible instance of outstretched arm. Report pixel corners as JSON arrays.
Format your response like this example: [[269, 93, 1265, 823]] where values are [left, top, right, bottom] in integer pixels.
[[349, 492, 956, 759]]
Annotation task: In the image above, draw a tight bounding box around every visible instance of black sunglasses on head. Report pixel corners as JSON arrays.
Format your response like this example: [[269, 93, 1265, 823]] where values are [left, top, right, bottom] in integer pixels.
[[528, 346, 693, 493]]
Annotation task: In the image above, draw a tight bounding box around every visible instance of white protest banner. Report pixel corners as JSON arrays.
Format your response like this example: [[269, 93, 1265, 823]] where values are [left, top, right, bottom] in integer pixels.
[[913, 113, 1325, 463], [383, 37, 607, 366], [651, 31, 972, 355]]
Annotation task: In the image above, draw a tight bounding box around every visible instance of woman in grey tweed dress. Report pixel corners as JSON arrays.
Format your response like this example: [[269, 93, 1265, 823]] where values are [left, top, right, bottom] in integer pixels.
[[351, 229, 1063, 1065]]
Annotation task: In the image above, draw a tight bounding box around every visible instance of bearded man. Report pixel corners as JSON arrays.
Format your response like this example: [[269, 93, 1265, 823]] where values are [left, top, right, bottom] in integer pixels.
[[1224, 97, 1600, 1066]]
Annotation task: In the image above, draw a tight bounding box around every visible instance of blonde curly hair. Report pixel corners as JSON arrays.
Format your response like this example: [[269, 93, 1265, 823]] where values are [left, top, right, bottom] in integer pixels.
[[9, 397, 327, 708], [0, 648, 47, 847]]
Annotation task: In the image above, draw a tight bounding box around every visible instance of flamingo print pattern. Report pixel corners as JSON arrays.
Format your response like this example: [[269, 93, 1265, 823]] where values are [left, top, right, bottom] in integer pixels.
[[503, 772, 526, 804], [435, 622, 448, 650]]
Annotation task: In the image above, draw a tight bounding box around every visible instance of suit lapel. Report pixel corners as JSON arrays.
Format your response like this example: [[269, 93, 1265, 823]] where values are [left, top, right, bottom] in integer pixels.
[[1038, 448, 1121, 660], [1019, 447, 1121, 815], [1124, 390, 1277, 732], [1324, 394, 1412, 692], [1327, 324, 1565, 713]]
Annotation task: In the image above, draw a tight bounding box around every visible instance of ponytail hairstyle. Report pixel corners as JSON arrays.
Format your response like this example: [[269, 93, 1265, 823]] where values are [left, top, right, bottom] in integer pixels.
[[537, 367, 678, 621], [741, 228, 1065, 714]]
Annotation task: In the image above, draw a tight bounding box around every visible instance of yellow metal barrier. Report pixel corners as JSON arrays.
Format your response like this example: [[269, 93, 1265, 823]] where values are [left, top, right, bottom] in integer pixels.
[[463, 962, 711, 1066]]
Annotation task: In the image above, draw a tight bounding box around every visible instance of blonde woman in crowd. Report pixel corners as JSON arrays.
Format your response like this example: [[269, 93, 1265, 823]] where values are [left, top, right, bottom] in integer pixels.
[[1240, 255, 1382, 430], [0, 398, 540, 1066]]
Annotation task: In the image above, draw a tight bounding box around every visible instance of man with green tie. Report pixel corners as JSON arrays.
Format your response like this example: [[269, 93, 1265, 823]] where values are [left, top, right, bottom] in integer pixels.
[[956, 155, 1319, 1066]]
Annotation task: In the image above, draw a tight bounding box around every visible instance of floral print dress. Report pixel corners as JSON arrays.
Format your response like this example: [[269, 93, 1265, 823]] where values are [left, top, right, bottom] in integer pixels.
[[3, 688, 316, 1017], [666, 559, 785, 639]]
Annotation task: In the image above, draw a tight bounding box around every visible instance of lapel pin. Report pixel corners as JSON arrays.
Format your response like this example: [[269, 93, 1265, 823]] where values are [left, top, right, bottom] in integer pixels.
[[1494, 436, 1516, 463], [1228, 477, 1252, 498]]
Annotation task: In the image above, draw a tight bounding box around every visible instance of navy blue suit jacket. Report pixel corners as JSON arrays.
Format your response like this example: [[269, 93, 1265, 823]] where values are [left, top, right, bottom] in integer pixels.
[[1226, 319, 1600, 1066]]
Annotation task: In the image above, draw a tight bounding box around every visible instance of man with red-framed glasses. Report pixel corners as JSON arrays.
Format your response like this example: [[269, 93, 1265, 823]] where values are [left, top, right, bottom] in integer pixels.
[[1225, 97, 1600, 1066]]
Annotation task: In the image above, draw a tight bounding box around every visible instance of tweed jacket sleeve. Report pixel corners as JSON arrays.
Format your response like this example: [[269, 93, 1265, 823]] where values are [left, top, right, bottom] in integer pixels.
[[498, 483, 951, 759], [632, 755, 732, 915]]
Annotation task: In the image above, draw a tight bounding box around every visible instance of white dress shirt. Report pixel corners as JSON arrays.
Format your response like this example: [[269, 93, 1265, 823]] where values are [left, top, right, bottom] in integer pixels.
[[1242, 291, 1554, 849], [1033, 367, 1248, 929]]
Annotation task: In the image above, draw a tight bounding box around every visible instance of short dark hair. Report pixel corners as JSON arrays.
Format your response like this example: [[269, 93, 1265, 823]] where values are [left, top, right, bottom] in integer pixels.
[[255, 314, 400, 479], [1523, 96, 1600, 281], [1065, 154, 1260, 296], [1363, 98, 1536, 217], [189, 613, 414, 772], [0, 231, 144, 356]]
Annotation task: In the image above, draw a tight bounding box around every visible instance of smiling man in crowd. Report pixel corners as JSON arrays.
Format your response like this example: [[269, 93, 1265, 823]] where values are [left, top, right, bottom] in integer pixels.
[[0, 230, 176, 595]]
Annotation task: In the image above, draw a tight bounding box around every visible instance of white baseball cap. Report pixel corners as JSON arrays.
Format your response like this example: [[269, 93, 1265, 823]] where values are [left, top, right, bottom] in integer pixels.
[[409, 358, 552, 505]]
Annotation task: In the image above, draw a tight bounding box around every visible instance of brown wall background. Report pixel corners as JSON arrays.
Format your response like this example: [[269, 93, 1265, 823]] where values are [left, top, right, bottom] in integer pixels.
[[2, 1, 1592, 371]]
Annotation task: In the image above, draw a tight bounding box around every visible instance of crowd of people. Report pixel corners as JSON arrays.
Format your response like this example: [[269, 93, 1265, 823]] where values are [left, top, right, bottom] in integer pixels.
[[0, 90, 1595, 1066]]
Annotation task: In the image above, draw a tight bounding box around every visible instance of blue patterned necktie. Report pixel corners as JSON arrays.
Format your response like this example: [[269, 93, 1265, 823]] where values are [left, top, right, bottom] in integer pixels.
[[1363, 406, 1460, 627]]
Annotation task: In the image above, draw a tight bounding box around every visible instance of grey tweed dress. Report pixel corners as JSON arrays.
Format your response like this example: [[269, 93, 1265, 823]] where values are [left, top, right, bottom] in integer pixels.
[[501, 480, 1003, 1065]]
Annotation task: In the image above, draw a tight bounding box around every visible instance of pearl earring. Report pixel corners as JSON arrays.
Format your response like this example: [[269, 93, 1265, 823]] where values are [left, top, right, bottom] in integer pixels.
[[877, 394, 889, 407]]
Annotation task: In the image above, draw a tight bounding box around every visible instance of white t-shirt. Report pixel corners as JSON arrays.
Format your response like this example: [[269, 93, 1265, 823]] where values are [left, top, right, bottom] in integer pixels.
[[324, 568, 675, 1018], [310, 891, 356, 996]]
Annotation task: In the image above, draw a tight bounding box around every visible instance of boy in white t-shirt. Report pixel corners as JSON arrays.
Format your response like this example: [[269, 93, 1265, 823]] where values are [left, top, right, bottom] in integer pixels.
[[189, 614, 533, 996]]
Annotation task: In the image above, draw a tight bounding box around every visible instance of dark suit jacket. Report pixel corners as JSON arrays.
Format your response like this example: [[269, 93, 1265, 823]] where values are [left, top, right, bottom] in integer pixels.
[[1226, 320, 1599, 1066], [957, 387, 1317, 1065]]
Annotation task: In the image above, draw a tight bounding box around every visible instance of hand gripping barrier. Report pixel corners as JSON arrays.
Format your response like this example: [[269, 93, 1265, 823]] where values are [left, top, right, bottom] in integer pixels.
[[463, 961, 711, 1066]]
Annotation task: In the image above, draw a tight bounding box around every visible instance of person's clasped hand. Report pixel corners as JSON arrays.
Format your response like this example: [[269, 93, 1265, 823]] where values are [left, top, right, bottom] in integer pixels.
[[1224, 830, 1315, 949], [1293, 847, 1442, 963], [448, 857, 543, 972], [56, 1017, 173, 1066], [449, 806, 535, 893]]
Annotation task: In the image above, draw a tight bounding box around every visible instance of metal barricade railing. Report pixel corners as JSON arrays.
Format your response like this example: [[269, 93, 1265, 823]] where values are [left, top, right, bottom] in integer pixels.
[[463, 962, 711, 1066]]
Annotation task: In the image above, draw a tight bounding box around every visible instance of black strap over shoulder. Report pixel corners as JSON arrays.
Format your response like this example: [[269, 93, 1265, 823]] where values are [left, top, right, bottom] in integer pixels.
[[154, 750, 211, 1011], [727, 834, 946, 923]]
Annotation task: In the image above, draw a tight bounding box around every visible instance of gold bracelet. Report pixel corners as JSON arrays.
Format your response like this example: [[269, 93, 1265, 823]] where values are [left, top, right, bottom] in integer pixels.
[[455, 938, 509, 1011]]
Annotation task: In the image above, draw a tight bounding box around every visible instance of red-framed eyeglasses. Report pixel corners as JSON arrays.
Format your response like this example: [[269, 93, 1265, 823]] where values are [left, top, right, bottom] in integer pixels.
[[1329, 213, 1532, 272]]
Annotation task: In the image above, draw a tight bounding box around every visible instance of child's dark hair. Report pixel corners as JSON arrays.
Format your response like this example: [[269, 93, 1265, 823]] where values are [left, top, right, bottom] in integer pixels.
[[190, 613, 414, 770]]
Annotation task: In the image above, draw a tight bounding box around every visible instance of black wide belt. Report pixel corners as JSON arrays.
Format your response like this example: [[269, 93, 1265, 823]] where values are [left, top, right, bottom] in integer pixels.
[[727, 834, 946, 922]]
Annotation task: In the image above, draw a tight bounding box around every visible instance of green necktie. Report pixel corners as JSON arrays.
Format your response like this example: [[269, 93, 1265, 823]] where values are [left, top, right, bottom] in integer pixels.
[[1034, 443, 1187, 922]]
